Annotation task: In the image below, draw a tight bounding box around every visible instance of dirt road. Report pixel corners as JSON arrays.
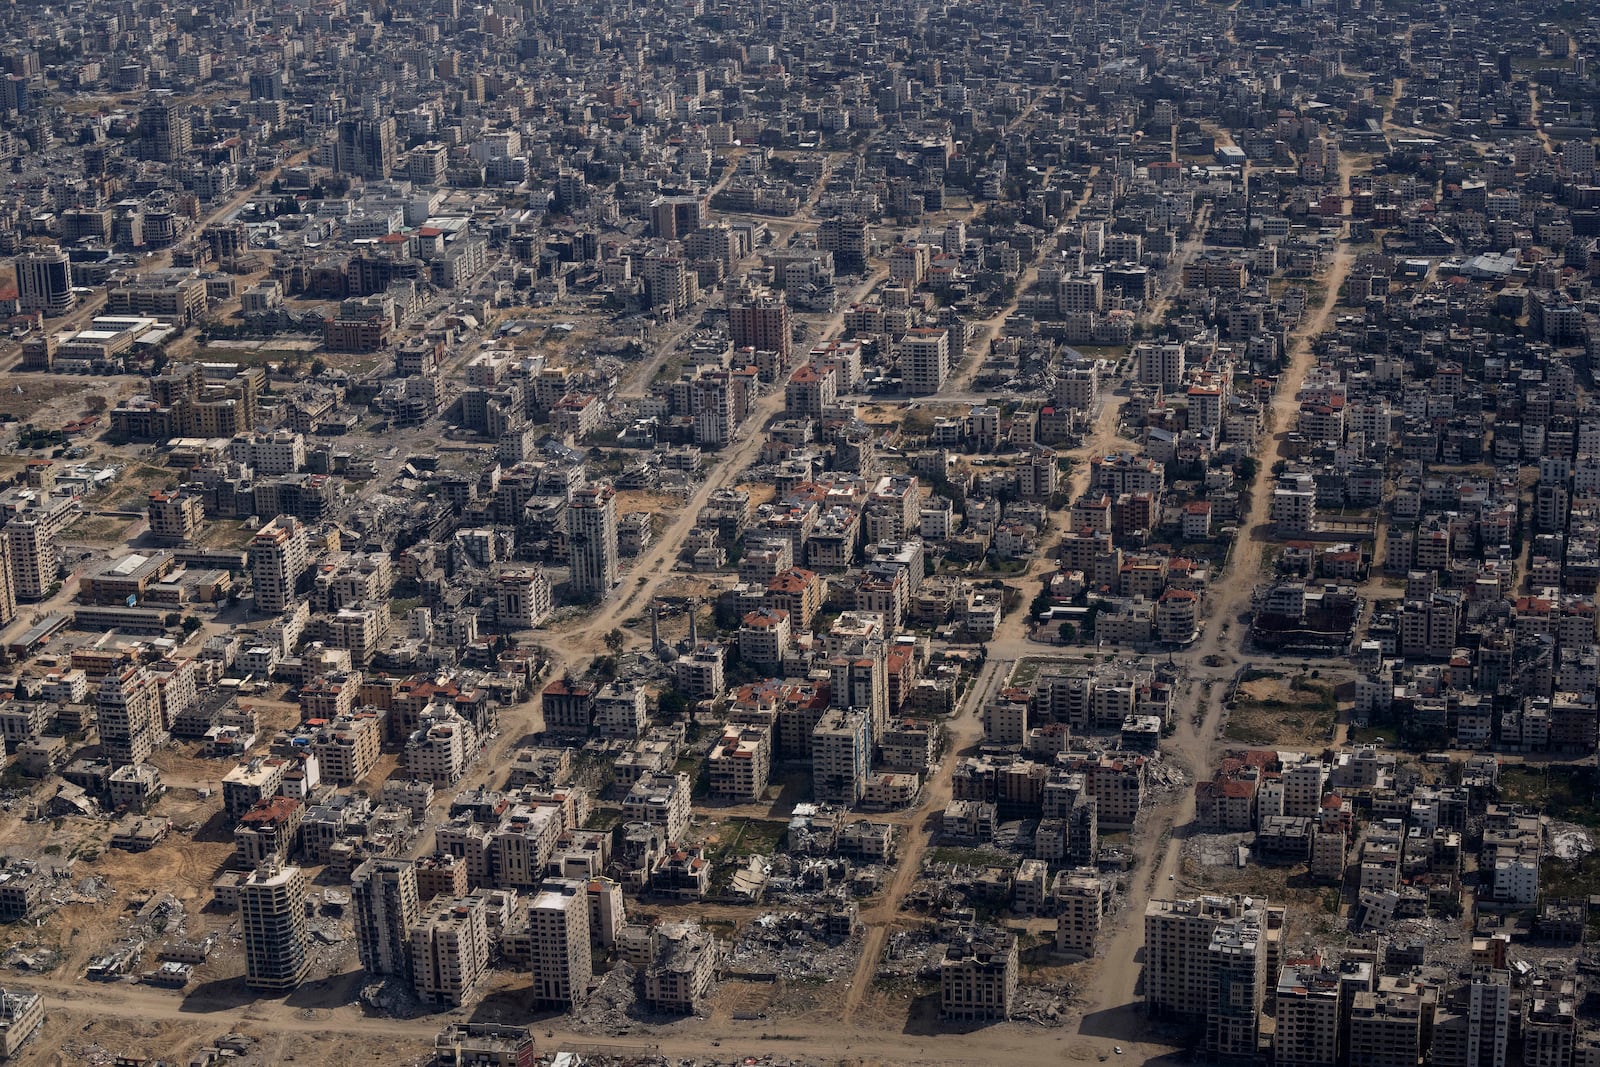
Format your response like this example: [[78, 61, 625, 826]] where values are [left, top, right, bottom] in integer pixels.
[[1073, 147, 1366, 1055], [10, 970, 1155, 1066]]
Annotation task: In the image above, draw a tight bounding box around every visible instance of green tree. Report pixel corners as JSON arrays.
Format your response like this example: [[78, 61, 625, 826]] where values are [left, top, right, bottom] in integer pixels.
[[604, 628, 626, 657], [657, 689, 690, 722]]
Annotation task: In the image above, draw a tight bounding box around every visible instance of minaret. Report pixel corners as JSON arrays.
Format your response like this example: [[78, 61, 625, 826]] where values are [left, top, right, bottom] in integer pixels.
[[688, 599, 699, 647]]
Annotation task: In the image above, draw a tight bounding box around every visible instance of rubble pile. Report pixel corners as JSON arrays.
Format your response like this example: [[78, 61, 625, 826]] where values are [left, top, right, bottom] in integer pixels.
[[724, 911, 861, 982], [570, 960, 702, 1033], [2, 940, 61, 972], [360, 975, 427, 1019], [875, 928, 944, 983], [1011, 982, 1075, 1026], [133, 891, 186, 937], [1547, 821, 1594, 862]]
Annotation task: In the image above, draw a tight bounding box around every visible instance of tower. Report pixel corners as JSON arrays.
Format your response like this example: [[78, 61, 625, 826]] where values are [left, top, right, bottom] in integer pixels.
[[0, 536, 14, 631], [239, 863, 310, 991], [14, 247, 74, 317], [333, 117, 398, 180], [529, 879, 591, 1009], [139, 95, 191, 163], [729, 288, 791, 363], [97, 665, 166, 766], [352, 858, 420, 979], [409, 895, 491, 1006], [249, 515, 310, 615], [566, 484, 618, 601]]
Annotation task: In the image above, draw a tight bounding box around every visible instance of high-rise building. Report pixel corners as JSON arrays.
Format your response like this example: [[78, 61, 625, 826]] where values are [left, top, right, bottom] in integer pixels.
[[1207, 912, 1267, 1061], [0, 538, 14, 632], [15, 247, 75, 317], [898, 327, 950, 394], [410, 894, 491, 1006], [1144, 895, 1252, 1020], [3, 520, 51, 601], [811, 707, 870, 805], [1274, 962, 1342, 1067], [334, 117, 398, 179], [818, 216, 869, 272], [649, 195, 706, 241], [139, 95, 192, 163], [829, 642, 888, 744], [729, 289, 791, 363], [239, 863, 310, 991], [495, 567, 553, 629], [352, 858, 420, 980], [1432, 970, 1511, 1067], [529, 879, 591, 1009], [1054, 871, 1103, 957], [248, 69, 285, 101], [97, 665, 165, 766], [566, 485, 618, 601], [249, 515, 310, 615]]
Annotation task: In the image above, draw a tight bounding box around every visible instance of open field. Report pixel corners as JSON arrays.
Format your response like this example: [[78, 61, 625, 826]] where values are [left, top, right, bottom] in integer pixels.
[[1222, 673, 1337, 747]]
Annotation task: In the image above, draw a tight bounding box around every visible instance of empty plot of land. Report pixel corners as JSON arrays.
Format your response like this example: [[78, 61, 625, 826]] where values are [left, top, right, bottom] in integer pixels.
[[1222, 673, 1337, 747]]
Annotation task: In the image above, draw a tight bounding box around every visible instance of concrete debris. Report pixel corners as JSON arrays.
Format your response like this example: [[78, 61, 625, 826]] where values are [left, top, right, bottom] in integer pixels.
[[360, 976, 427, 1019], [1011, 982, 1075, 1026], [570, 959, 641, 1032], [1548, 822, 1594, 862], [725, 911, 860, 983], [1183, 831, 1255, 871]]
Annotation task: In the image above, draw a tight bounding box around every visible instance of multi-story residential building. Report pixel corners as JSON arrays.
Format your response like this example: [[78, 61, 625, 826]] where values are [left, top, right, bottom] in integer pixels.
[[708, 722, 772, 802], [621, 773, 692, 843], [812, 708, 871, 805], [1135, 341, 1186, 387], [1431, 970, 1510, 1067], [97, 665, 165, 766], [239, 863, 310, 991], [352, 858, 420, 980], [1054, 871, 1102, 957], [641, 922, 717, 1013], [1347, 983, 1426, 1067], [566, 484, 618, 600], [593, 683, 649, 739], [139, 95, 192, 162], [221, 756, 289, 820], [410, 894, 491, 1006], [5, 519, 54, 601], [529, 879, 591, 1009], [495, 567, 553, 629], [729, 288, 791, 362], [939, 927, 1018, 1021], [676, 644, 726, 700], [147, 490, 205, 545], [1144, 895, 1253, 1019], [1274, 962, 1342, 1067], [738, 607, 791, 670], [249, 516, 310, 615], [898, 327, 950, 394], [310, 711, 382, 785], [1207, 912, 1268, 1062]]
